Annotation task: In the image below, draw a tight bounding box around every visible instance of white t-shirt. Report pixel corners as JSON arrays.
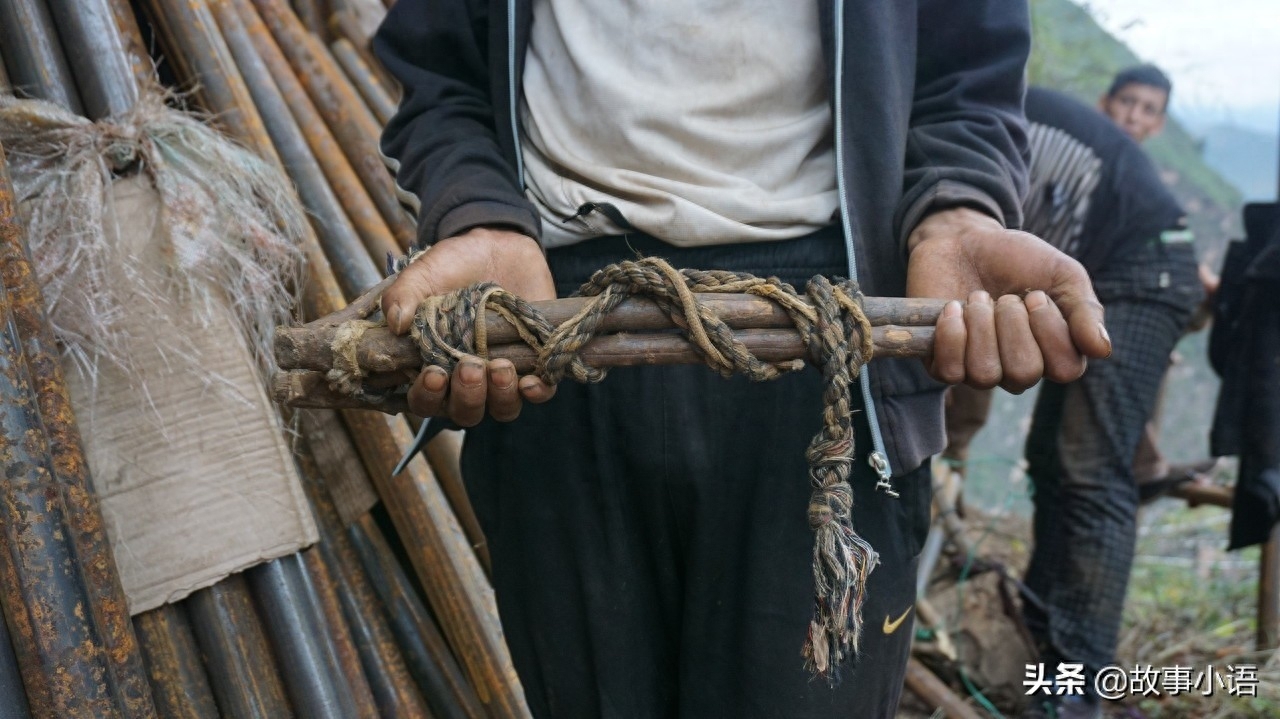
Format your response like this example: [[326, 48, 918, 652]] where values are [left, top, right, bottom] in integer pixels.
[[519, 0, 839, 248]]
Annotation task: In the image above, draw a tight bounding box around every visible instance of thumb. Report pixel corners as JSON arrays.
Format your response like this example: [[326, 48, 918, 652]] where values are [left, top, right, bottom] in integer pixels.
[[1048, 262, 1111, 360], [381, 259, 446, 334]]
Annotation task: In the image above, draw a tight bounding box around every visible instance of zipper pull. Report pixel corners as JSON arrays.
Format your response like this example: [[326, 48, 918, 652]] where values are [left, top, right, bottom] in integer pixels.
[[870, 451, 898, 498]]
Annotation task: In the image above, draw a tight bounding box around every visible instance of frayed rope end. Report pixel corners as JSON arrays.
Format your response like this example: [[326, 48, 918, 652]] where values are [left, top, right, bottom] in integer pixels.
[[803, 486, 881, 684]]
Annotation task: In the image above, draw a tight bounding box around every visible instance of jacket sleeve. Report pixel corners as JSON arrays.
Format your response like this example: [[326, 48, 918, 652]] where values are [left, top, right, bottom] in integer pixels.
[[372, 0, 541, 249], [894, 0, 1031, 249]]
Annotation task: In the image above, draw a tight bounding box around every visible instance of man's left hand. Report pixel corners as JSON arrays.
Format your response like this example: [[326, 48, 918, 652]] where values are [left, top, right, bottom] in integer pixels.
[[906, 207, 1111, 393]]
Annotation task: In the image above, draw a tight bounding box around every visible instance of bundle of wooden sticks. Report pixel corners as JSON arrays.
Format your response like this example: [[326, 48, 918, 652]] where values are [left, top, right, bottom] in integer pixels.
[[272, 274, 946, 413]]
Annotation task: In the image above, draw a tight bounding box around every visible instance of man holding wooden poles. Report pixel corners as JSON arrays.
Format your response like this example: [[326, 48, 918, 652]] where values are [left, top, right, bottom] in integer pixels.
[[372, 1, 1109, 716]]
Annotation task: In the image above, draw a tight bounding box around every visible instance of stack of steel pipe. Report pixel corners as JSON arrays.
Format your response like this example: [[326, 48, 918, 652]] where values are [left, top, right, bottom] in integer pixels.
[[0, 0, 528, 716]]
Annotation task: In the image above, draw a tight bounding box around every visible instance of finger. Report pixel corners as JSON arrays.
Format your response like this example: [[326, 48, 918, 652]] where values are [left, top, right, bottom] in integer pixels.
[[486, 359, 522, 422], [928, 300, 966, 384], [964, 291, 1001, 389], [1045, 259, 1111, 360], [1025, 291, 1087, 383], [518, 375, 557, 404], [381, 261, 442, 334], [406, 366, 449, 417], [994, 294, 1043, 393], [447, 356, 488, 427]]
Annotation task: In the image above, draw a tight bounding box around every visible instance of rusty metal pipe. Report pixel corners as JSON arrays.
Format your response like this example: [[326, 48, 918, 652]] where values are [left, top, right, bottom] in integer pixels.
[[252, 0, 417, 250], [331, 38, 397, 125], [351, 515, 487, 719], [247, 554, 361, 719], [296, 442, 433, 718], [226, 0, 401, 267], [294, 0, 326, 37], [0, 269, 120, 719], [208, 0, 382, 297], [102, 0, 157, 92], [343, 409, 532, 718], [300, 548, 381, 719], [0, 0, 83, 111], [0, 148, 157, 718], [328, 8, 399, 99], [139, 0, 278, 161], [43, 0, 139, 118], [186, 575, 295, 719], [134, 605, 220, 719], [0, 597, 33, 719], [137, 0, 348, 317]]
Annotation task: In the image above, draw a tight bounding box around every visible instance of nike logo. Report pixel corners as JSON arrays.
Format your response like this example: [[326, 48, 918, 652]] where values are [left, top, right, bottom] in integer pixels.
[[883, 606, 913, 635]]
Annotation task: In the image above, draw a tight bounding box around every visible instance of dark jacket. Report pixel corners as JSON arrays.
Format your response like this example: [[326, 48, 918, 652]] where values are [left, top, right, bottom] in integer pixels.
[[373, 0, 1031, 476], [1211, 203, 1280, 549], [1023, 87, 1187, 273]]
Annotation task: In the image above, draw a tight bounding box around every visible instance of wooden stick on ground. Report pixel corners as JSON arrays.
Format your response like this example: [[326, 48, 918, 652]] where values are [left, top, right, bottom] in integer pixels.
[[903, 657, 985, 719]]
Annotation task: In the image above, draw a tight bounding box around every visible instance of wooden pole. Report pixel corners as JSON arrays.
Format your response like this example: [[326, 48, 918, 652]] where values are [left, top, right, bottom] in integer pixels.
[[903, 657, 985, 719]]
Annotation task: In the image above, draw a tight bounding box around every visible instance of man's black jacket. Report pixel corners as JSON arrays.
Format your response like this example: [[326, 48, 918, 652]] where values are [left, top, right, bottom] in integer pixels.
[[1211, 203, 1280, 549], [372, 0, 1031, 475]]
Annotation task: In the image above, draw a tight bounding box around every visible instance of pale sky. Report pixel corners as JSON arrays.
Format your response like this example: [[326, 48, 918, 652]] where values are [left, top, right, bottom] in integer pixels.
[[1085, 0, 1280, 134]]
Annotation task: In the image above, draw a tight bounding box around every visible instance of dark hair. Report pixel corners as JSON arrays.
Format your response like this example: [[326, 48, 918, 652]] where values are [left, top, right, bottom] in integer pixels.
[[1107, 65, 1172, 106]]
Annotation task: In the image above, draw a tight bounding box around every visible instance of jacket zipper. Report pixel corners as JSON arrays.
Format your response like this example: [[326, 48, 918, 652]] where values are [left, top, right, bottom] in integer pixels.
[[508, 0, 525, 188], [832, 0, 897, 497]]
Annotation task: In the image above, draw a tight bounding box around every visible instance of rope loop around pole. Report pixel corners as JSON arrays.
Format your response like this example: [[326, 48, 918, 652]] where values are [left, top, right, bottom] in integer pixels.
[[330, 255, 881, 681]]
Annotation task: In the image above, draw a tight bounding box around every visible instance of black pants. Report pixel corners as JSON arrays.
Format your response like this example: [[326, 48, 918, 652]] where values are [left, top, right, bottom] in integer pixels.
[[462, 229, 932, 718], [1023, 241, 1202, 687]]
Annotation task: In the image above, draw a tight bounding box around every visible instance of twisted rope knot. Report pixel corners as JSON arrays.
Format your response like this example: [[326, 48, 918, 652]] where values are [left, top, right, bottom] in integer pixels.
[[335, 256, 882, 681]]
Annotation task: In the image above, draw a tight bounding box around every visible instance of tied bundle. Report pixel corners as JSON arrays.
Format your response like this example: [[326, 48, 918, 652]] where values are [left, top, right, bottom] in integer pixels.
[[0, 94, 306, 401], [277, 256, 948, 679]]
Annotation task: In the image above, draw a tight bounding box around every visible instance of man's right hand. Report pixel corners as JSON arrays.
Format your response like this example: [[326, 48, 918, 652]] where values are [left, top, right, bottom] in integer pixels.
[[381, 227, 558, 425]]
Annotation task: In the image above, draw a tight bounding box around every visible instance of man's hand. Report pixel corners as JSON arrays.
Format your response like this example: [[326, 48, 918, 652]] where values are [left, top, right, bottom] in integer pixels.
[[906, 207, 1111, 393], [381, 227, 557, 425]]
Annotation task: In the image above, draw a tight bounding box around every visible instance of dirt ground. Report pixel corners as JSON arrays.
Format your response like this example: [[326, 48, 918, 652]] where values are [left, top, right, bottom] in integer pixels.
[[897, 484, 1280, 719]]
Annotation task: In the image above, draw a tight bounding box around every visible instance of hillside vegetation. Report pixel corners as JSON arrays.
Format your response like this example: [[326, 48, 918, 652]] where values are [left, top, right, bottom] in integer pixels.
[[1029, 0, 1243, 264]]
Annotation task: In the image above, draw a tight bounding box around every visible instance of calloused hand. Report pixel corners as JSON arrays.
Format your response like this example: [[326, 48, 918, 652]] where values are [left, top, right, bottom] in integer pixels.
[[381, 227, 557, 425], [906, 207, 1111, 393]]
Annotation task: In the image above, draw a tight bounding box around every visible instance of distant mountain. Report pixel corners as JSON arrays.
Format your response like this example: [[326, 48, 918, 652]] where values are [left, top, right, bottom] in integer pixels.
[[1199, 124, 1278, 201]]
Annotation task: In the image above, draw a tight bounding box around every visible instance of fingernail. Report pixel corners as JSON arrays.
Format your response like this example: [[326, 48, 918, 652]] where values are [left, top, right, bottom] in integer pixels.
[[490, 364, 516, 389], [1098, 323, 1113, 355], [459, 360, 484, 387], [423, 367, 447, 392], [1025, 291, 1047, 311], [942, 300, 962, 319], [519, 376, 541, 393], [389, 305, 403, 329], [972, 290, 991, 304]]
